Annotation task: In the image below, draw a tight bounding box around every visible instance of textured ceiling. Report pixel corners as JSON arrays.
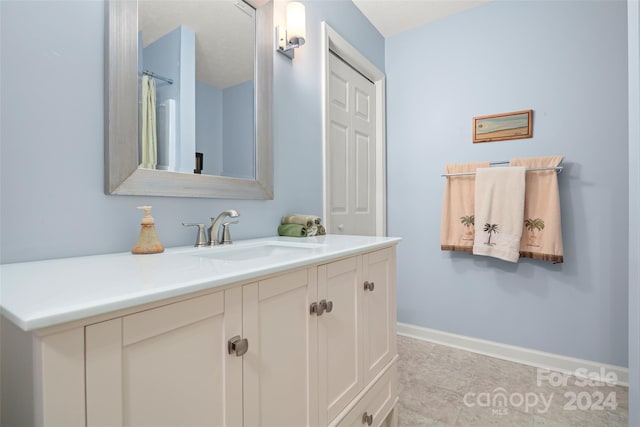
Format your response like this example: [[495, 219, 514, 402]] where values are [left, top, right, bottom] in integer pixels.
[[139, 0, 255, 89], [351, 0, 489, 38], [138, 0, 489, 88]]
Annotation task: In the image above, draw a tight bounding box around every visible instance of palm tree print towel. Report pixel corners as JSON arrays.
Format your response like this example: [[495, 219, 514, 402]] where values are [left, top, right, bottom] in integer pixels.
[[441, 162, 491, 252], [472, 167, 526, 262], [511, 156, 564, 263]]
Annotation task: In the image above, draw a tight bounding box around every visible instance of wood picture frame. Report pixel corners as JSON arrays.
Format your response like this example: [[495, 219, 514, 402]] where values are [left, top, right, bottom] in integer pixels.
[[473, 110, 533, 143]]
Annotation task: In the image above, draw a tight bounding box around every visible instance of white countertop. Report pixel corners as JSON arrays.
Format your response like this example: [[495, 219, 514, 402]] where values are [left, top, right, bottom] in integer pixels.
[[0, 235, 400, 331]]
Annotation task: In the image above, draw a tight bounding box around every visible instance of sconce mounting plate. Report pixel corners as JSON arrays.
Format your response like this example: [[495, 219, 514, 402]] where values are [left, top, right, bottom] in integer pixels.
[[276, 25, 295, 59]]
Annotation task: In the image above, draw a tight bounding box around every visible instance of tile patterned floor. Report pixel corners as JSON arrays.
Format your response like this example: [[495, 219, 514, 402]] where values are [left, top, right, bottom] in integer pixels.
[[397, 335, 628, 426]]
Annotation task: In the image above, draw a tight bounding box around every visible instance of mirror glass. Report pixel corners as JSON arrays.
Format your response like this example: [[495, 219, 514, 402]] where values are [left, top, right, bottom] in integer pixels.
[[138, 0, 255, 179], [105, 0, 273, 199]]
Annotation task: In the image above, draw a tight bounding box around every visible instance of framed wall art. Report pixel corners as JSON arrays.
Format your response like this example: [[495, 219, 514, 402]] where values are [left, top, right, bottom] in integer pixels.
[[473, 110, 533, 143]]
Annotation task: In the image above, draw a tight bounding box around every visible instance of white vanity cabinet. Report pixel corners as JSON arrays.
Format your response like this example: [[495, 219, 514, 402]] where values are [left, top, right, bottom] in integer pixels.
[[85, 288, 244, 427], [85, 268, 318, 427], [0, 237, 399, 427], [244, 247, 398, 427], [318, 247, 398, 427]]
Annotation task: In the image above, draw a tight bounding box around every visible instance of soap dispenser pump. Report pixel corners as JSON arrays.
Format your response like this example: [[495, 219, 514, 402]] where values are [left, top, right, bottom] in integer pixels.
[[132, 206, 165, 254]]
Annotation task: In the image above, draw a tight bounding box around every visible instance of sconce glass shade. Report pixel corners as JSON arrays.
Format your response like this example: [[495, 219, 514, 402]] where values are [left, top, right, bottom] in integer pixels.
[[277, 1, 306, 59], [286, 2, 306, 43]]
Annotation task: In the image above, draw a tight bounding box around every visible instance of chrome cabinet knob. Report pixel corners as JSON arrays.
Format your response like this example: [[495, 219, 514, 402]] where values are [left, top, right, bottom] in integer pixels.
[[310, 300, 333, 316], [362, 412, 373, 426], [317, 301, 325, 316], [317, 300, 327, 316], [364, 281, 375, 291], [319, 299, 334, 315], [228, 335, 248, 357]]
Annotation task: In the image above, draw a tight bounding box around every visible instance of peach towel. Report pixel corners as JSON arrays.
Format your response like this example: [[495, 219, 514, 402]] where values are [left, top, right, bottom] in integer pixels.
[[440, 162, 490, 252], [510, 156, 564, 263], [472, 167, 526, 263]]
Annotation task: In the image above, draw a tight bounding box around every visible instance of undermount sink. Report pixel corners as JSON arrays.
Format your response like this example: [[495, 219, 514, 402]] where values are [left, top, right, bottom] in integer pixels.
[[189, 241, 325, 261]]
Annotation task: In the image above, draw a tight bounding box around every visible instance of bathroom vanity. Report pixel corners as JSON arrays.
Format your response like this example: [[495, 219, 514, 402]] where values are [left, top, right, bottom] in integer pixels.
[[1, 235, 400, 427]]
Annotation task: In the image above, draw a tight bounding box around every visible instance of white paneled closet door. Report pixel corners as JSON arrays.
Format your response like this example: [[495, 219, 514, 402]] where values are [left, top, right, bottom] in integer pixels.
[[327, 51, 377, 236]]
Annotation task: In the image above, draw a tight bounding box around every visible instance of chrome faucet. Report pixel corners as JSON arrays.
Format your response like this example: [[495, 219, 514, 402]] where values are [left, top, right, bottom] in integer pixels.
[[208, 209, 240, 245]]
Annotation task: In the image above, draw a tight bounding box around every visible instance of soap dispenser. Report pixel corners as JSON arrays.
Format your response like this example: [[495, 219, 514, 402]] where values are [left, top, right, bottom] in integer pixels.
[[132, 206, 165, 254]]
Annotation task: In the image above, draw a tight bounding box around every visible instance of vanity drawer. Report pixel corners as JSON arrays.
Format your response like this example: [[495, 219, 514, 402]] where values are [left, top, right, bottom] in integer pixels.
[[335, 361, 398, 427]]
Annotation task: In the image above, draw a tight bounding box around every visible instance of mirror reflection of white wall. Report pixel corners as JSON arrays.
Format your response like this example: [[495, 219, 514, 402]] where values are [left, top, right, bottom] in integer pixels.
[[138, 0, 256, 178]]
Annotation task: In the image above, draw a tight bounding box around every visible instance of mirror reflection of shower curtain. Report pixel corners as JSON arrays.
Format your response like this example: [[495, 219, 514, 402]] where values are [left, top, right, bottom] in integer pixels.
[[140, 75, 157, 169]]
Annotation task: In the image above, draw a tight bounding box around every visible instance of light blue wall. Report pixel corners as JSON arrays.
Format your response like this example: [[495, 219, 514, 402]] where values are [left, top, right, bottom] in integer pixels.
[[177, 27, 196, 173], [0, 0, 383, 264], [143, 26, 183, 121], [628, 0, 639, 423], [195, 80, 223, 176], [386, 0, 628, 366], [195, 79, 256, 178], [223, 80, 255, 179]]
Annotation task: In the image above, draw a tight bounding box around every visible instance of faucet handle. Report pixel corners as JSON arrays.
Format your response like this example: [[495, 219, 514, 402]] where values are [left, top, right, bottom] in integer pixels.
[[221, 221, 239, 245], [182, 223, 207, 247]]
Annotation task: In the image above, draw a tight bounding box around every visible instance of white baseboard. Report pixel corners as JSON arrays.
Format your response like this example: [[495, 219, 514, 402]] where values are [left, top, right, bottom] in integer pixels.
[[397, 322, 629, 387]]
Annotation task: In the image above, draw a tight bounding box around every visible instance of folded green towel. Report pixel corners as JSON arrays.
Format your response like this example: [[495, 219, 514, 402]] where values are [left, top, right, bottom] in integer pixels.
[[278, 223, 307, 237], [281, 214, 321, 228]]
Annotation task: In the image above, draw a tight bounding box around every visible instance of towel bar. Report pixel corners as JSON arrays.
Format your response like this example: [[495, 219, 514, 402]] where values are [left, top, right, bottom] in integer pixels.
[[441, 166, 563, 177], [142, 69, 174, 85]]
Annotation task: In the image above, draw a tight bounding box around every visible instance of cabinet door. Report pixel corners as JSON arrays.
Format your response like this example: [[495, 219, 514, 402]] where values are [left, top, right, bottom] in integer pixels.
[[318, 256, 363, 425], [85, 289, 242, 427], [362, 248, 397, 384], [243, 268, 319, 427]]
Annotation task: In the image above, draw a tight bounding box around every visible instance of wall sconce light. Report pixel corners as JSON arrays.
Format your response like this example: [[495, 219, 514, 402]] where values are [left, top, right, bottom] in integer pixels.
[[276, 2, 306, 59]]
